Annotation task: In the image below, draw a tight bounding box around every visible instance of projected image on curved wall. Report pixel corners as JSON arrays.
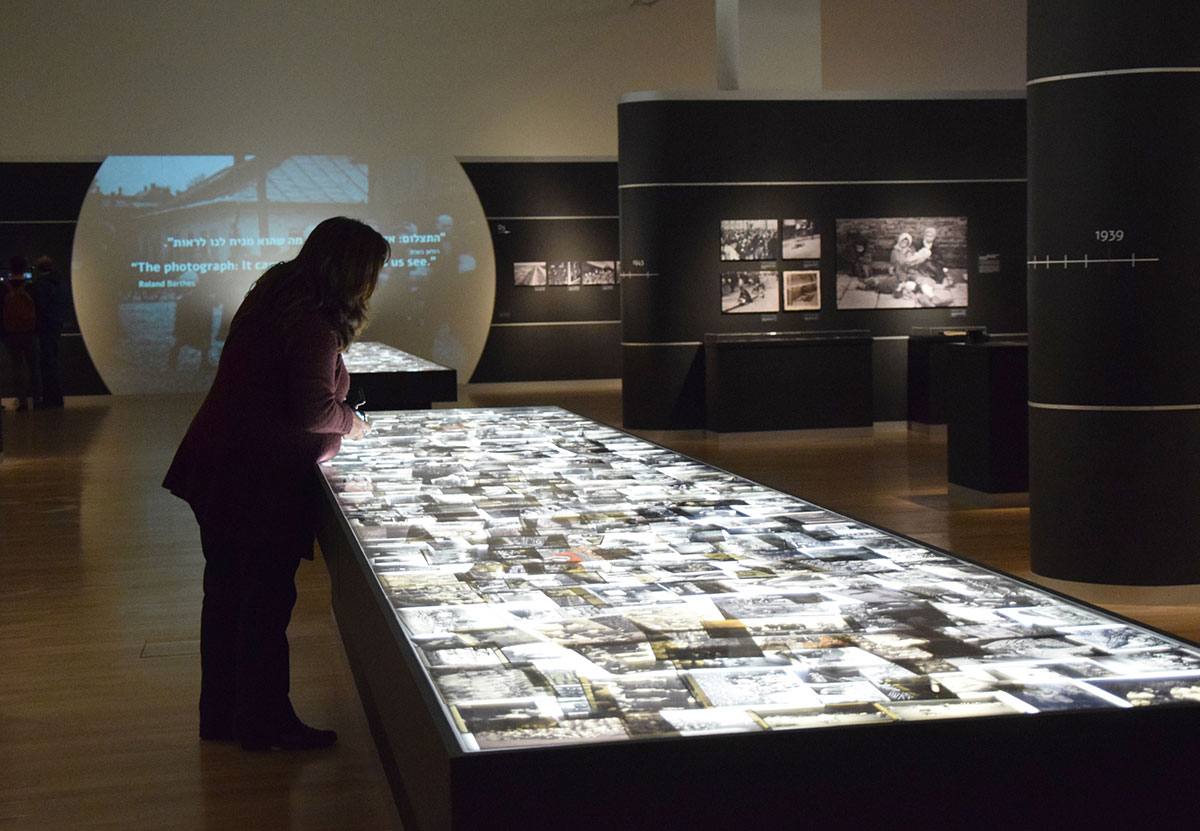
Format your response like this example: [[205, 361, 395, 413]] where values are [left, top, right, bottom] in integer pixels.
[[72, 154, 493, 394]]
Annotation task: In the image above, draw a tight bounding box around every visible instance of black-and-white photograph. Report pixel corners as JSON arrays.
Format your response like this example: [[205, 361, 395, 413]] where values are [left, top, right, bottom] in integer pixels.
[[656, 707, 764, 735], [450, 700, 558, 733], [755, 704, 893, 730], [686, 668, 821, 708], [881, 696, 1022, 721], [720, 219, 779, 261], [808, 680, 890, 704], [658, 629, 767, 666], [1092, 649, 1200, 675], [1000, 681, 1122, 712], [547, 261, 582, 286], [577, 642, 671, 674], [472, 717, 629, 749], [513, 261, 547, 286], [589, 675, 699, 712], [387, 582, 484, 607], [399, 604, 510, 636], [782, 218, 820, 259], [782, 270, 820, 311], [580, 260, 616, 285], [1083, 675, 1200, 707], [1059, 625, 1177, 654], [835, 216, 968, 309], [720, 271, 779, 314], [422, 647, 505, 667], [432, 666, 548, 704]]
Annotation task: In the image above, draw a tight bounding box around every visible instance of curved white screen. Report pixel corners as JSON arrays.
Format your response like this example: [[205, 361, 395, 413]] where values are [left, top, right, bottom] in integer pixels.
[[72, 153, 493, 395]]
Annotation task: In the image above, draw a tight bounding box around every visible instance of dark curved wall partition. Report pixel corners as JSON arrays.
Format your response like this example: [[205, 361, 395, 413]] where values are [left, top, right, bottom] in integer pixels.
[[618, 94, 1027, 429], [1027, 1, 1200, 584], [462, 161, 621, 383]]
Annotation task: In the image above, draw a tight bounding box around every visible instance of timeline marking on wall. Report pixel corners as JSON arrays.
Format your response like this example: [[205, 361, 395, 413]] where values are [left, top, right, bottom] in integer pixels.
[[621, 177, 1026, 190], [619, 271, 660, 279], [1027, 66, 1200, 87], [1027, 254, 1160, 269], [488, 215, 620, 221]]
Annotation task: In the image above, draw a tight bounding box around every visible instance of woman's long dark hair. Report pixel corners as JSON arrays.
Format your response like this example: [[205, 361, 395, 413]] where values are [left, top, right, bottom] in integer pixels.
[[233, 216, 390, 350]]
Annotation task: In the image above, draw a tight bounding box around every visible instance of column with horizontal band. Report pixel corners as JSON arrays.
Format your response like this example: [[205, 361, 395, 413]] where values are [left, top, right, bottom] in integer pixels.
[[1028, 1, 1200, 583]]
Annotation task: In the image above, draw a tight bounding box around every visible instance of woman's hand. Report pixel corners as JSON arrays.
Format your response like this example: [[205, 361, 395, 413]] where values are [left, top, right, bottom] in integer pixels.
[[346, 411, 371, 440]]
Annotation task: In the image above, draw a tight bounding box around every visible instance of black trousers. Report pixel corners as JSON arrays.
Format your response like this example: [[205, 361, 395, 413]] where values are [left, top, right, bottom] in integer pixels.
[[38, 330, 62, 406], [198, 521, 304, 738]]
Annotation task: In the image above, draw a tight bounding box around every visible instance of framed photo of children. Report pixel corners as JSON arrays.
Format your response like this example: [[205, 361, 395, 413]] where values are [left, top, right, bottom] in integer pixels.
[[835, 217, 968, 309]]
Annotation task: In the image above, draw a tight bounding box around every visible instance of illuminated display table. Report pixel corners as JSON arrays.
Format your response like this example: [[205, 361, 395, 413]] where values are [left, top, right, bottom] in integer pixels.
[[341, 341, 457, 410], [317, 407, 1200, 830]]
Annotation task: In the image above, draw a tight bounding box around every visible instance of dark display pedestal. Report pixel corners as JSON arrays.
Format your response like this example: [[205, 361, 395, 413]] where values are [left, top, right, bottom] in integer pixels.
[[352, 368, 457, 411], [342, 342, 457, 411], [704, 331, 873, 432], [946, 339, 1028, 499], [907, 329, 985, 424]]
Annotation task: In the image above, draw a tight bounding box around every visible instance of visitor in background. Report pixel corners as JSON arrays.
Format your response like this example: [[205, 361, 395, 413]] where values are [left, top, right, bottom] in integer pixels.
[[32, 256, 67, 408], [2, 256, 41, 411]]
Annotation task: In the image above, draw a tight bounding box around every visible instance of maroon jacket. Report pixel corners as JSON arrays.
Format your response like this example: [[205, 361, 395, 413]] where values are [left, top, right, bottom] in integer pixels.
[[163, 304, 354, 556]]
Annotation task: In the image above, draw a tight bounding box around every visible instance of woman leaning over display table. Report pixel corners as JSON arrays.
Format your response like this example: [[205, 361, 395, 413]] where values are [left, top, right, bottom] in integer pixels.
[[164, 216, 388, 751]]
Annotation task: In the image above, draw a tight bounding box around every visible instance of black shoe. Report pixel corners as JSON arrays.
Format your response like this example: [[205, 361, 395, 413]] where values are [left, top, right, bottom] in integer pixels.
[[241, 723, 337, 752]]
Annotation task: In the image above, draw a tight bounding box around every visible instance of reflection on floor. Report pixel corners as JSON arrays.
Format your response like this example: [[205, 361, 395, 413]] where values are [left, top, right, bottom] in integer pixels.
[[2, 380, 1197, 830]]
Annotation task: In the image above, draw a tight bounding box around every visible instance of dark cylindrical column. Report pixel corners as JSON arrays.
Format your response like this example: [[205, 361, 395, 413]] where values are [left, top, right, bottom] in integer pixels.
[[1028, 2, 1200, 583]]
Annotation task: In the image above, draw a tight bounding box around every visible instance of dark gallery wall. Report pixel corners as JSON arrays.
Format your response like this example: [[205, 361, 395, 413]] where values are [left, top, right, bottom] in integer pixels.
[[461, 160, 620, 382], [617, 94, 1028, 429], [0, 161, 108, 396]]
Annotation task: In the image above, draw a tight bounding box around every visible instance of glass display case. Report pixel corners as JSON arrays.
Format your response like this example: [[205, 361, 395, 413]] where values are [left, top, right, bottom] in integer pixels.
[[341, 341, 457, 410], [317, 406, 1200, 829]]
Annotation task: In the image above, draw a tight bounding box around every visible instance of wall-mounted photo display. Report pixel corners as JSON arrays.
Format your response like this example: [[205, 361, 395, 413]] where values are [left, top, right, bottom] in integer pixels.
[[835, 217, 968, 310], [782, 219, 821, 259], [720, 219, 779, 261], [782, 270, 820, 311], [513, 261, 547, 286], [580, 261, 617, 285], [720, 270, 779, 314], [514, 260, 615, 287], [547, 261, 582, 286]]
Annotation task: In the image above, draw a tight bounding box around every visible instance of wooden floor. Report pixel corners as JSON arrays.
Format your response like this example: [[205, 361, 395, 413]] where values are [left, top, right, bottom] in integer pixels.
[[3, 380, 1199, 830]]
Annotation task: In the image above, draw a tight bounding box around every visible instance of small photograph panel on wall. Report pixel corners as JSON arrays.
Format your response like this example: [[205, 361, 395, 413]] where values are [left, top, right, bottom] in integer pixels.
[[835, 217, 968, 310], [547, 261, 582, 286], [580, 261, 617, 285], [783, 270, 820, 311], [720, 219, 779, 261], [514, 262, 547, 286], [721, 271, 780, 314], [782, 219, 821, 259]]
